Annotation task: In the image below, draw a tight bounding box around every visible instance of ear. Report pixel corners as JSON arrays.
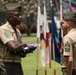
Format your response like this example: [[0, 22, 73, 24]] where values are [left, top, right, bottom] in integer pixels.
[[67, 21, 70, 24], [67, 21, 71, 26], [8, 15, 12, 21], [8, 14, 14, 21]]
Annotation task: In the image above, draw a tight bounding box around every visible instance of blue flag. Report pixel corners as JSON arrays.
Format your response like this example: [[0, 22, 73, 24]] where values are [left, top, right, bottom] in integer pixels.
[[51, 9, 61, 63]]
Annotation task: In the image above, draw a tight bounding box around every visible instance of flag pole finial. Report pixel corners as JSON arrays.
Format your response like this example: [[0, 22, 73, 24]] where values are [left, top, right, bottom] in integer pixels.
[[43, 0, 46, 5], [49, 0, 52, 7], [38, 0, 40, 6]]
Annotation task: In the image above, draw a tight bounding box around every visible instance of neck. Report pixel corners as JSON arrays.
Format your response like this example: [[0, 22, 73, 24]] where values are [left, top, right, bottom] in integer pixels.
[[9, 22, 16, 28]]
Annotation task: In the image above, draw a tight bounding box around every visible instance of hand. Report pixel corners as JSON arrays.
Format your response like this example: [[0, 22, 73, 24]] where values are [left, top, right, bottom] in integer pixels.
[[20, 51, 26, 57], [20, 45, 37, 57], [23, 45, 37, 53], [24, 43, 28, 47], [10, 50, 26, 58]]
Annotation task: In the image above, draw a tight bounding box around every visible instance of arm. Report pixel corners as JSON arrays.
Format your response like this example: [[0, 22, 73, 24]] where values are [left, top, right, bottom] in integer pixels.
[[6, 40, 28, 57], [65, 56, 73, 75], [63, 36, 73, 75], [0, 27, 26, 52], [0, 28, 36, 57], [6, 40, 27, 52], [6, 40, 36, 55]]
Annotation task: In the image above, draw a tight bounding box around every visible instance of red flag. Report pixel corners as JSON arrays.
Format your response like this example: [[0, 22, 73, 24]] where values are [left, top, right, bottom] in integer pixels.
[[59, 28, 62, 51], [69, 5, 74, 12], [43, 2, 51, 68], [40, 2, 51, 68]]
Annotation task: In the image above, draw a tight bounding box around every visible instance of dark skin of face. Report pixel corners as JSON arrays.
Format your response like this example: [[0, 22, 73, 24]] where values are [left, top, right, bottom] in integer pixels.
[[6, 11, 21, 29], [5, 11, 27, 53]]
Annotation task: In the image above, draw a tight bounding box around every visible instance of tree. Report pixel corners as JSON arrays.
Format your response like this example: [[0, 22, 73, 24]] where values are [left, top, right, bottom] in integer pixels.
[[21, 0, 37, 36]]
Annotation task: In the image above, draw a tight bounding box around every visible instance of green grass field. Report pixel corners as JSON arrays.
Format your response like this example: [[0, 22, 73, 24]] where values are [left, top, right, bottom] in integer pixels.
[[21, 35, 62, 75]]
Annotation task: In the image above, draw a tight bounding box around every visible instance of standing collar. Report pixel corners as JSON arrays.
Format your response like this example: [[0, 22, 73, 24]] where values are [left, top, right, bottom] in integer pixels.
[[68, 28, 76, 34], [6, 22, 15, 32]]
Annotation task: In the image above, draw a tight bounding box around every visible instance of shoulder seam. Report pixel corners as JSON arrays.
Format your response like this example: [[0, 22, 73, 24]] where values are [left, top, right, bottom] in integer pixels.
[[66, 36, 73, 43]]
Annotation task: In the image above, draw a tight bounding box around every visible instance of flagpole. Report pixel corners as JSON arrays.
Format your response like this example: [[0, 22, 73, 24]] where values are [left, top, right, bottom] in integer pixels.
[[43, 0, 48, 75], [69, 0, 71, 5], [53, 41, 56, 75], [60, 0, 63, 42], [50, 1, 56, 75], [48, 36, 51, 68], [48, 0, 52, 70], [60, 0, 62, 21], [43, 0, 51, 69], [36, 38, 39, 75], [36, 0, 41, 75]]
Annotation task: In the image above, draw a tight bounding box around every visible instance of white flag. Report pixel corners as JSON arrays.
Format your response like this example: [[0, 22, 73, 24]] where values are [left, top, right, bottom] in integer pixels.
[[37, 6, 42, 38], [40, 2, 51, 67]]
